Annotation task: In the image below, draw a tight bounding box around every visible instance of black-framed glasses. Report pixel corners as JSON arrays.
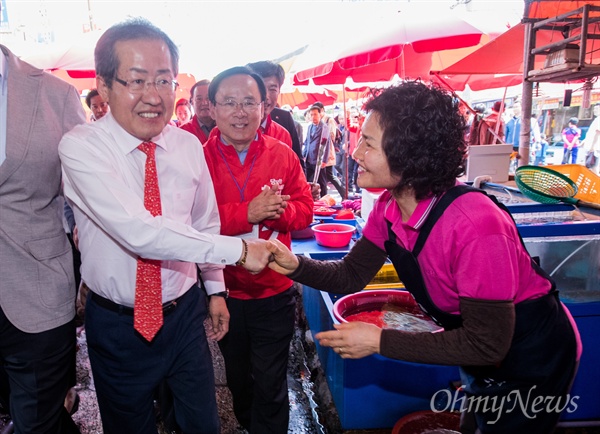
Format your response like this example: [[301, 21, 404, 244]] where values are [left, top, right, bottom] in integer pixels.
[[114, 77, 179, 94], [216, 99, 262, 112]]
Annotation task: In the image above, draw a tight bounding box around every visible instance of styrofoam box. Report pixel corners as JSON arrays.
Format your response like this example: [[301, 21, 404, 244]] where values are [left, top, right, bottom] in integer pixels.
[[465, 143, 513, 182]]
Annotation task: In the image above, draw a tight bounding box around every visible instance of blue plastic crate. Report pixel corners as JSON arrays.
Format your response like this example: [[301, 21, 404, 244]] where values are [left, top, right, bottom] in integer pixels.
[[302, 252, 600, 427]]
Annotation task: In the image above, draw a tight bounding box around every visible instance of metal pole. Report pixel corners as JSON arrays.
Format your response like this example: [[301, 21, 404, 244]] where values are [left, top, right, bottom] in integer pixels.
[[343, 85, 349, 199], [520, 21, 535, 167]]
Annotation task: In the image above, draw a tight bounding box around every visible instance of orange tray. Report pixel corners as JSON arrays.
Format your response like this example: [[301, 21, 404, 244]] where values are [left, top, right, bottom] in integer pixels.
[[546, 164, 600, 204]]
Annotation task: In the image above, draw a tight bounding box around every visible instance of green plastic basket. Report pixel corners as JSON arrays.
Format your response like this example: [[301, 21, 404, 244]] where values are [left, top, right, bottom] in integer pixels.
[[515, 166, 578, 205]]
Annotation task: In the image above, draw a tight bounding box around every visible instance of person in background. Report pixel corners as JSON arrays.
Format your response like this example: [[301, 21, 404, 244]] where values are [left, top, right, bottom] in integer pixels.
[[582, 103, 600, 174], [346, 110, 364, 194], [203, 66, 313, 434], [334, 113, 348, 192], [477, 100, 505, 146], [467, 103, 486, 147], [530, 113, 543, 164], [0, 42, 85, 434], [532, 133, 549, 166], [174, 97, 192, 126], [562, 117, 581, 165], [266, 81, 580, 434], [58, 18, 271, 433], [504, 103, 521, 152], [312, 102, 346, 199], [303, 104, 330, 198], [180, 79, 215, 144], [281, 104, 304, 143], [246, 60, 305, 174], [85, 88, 109, 121]]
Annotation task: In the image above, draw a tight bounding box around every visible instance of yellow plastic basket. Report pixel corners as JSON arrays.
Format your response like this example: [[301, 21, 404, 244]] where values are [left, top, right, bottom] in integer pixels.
[[365, 263, 404, 290], [546, 164, 600, 205]]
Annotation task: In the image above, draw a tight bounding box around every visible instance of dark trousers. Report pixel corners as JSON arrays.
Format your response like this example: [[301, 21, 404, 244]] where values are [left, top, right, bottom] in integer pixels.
[[218, 287, 296, 434], [348, 158, 360, 192], [562, 147, 578, 164], [324, 166, 346, 199], [0, 306, 79, 434], [85, 285, 219, 434], [334, 150, 347, 189]]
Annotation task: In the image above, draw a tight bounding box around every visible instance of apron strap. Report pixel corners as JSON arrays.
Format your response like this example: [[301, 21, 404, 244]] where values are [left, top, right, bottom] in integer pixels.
[[412, 185, 478, 257], [384, 184, 557, 330]]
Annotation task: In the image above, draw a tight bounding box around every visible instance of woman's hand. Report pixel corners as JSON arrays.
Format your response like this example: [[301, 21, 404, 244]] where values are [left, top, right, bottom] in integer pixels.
[[266, 239, 299, 275], [315, 322, 382, 359]]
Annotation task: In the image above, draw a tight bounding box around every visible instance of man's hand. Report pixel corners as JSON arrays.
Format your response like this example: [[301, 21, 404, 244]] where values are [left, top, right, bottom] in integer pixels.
[[241, 239, 272, 274], [266, 239, 299, 275], [247, 183, 290, 223], [309, 182, 320, 201], [206, 296, 230, 341]]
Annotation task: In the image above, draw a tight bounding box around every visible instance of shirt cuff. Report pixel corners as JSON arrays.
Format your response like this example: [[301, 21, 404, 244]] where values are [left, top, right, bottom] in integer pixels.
[[202, 268, 227, 296], [211, 234, 244, 266]]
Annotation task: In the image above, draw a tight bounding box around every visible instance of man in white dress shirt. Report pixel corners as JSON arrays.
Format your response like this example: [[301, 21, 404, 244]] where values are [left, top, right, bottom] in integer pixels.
[[59, 18, 270, 433]]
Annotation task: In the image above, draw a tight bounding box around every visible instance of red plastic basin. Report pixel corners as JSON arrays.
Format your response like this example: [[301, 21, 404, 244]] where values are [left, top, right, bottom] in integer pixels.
[[311, 223, 355, 248], [333, 289, 417, 323]]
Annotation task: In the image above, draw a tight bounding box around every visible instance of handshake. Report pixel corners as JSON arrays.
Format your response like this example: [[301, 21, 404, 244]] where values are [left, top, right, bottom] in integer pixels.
[[237, 239, 298, 276]]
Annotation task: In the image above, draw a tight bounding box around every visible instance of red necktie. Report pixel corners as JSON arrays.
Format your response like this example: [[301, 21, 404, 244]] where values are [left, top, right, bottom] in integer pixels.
[[134, 141, 163, 341]]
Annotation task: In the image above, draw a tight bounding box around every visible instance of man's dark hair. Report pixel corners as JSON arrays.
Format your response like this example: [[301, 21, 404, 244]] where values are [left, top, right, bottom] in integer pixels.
[[189, 79, 211, 102], [85, 89, 100, 108], [492, 100, 503, 112], [208, 66, 267, 105], [94, 17, 179, 89], [246, 61, 285, 87], [364, 81, 467, 200]]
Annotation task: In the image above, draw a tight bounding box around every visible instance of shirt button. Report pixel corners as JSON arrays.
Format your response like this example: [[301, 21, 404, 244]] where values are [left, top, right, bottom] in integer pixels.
[[220, 258, 226, 264]]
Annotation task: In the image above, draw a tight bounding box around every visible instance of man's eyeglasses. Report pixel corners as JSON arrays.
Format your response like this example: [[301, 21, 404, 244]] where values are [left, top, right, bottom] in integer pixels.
[[114, 77, 179, 94], [216, 99, 262, 112]]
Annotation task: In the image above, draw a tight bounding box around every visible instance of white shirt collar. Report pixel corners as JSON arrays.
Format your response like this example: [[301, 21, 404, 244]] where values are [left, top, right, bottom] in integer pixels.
[[104, 112, 169, 154]]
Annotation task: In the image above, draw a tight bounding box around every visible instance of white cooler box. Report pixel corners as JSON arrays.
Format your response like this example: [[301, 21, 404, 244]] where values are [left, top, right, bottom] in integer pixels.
[[465, 144, 513, 182]]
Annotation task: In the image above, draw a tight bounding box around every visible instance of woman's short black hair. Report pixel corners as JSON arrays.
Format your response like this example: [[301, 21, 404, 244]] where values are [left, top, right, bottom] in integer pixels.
[[365, 81, 467, 200], [95, 17, 179, 89]]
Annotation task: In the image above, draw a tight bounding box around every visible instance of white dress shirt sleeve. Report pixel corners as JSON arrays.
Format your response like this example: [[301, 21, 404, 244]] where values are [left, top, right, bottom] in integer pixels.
[[59, 120, 243, 268]]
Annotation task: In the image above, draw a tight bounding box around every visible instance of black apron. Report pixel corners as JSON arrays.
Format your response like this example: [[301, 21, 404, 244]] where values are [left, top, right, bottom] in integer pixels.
[[384, 185, 578, 433]]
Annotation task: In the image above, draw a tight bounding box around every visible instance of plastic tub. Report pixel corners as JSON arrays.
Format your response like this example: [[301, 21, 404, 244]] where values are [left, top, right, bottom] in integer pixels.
[[311, 223, 355, 248], [392, 410, 460, 434], [333, 289, 417, 323], [291, 222, 317, 239], [333, 289, 441, 332]]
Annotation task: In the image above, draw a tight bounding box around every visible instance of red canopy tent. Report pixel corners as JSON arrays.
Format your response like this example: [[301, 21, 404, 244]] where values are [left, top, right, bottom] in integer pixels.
[[278, 86, 338, 110], [22, 31, 196, 99], [431, 22, 559, 91], [291, 11, 502, 86]]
